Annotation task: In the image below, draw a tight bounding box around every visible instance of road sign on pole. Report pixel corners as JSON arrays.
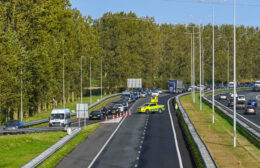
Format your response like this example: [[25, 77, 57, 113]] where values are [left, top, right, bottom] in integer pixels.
[[77, 103, 88, 128], [127, 78, 142, 88]]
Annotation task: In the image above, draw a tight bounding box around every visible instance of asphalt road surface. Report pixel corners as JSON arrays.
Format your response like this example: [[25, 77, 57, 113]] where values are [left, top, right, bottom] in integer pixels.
[[138, 94, 194, 168], [214, 90, 260, 127]]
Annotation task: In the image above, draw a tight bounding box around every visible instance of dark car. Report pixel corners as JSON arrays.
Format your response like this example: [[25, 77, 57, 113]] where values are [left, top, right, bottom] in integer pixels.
[[247, 99, 257, 107], [253, 86, 260, 92], [228, 99, 234, 107], [219, 93, 227, 100], [244, 105, 256, 115], [236, 101, 246, 109], [4, 120, 25, 130], [108, 104, 123, 114], [89, 110, 103, 120]]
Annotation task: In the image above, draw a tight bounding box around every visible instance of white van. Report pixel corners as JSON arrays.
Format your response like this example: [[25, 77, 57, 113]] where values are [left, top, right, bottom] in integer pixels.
[[255, 81, 260, 87], [49, 109, 71, 127], [228, 82, 234, 89]]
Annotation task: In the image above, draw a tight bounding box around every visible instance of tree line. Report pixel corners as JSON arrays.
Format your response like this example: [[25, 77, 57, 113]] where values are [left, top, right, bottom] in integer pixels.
[[0, 0, 259, 122]]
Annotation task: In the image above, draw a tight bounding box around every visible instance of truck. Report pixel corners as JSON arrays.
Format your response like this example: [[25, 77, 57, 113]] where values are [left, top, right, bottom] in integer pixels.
[[137, 103, 165, 113], [167, 79, 183, 93]]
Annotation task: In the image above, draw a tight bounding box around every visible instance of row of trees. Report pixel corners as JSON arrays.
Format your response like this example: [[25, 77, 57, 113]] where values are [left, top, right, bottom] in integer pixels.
[[0, 0, 259, 122]]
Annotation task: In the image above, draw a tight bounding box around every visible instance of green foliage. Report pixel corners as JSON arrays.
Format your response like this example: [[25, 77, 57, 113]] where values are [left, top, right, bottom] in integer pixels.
[[0, 1, 259, 122]]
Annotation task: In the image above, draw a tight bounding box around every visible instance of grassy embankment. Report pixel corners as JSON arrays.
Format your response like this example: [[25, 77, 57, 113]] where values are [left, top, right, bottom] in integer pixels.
[[37, 123, 100, 168], [180, 93, 260, 168]]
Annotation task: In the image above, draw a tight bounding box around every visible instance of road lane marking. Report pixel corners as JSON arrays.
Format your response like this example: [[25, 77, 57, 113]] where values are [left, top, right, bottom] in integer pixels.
[[167, 97, 183, 168], [88, 101, 138, 168], [256, 95, 260, 101]]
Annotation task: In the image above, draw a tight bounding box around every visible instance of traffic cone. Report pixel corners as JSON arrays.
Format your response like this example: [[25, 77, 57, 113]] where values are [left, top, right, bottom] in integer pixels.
[[116, 113, 119, 118], [120, 113, 122, 118], [126, 111, 128, 116], [129, 111, 132, 116], [112, 115, 115, 120], [105, 116, 108, 122], [123, 112, 125, 117]]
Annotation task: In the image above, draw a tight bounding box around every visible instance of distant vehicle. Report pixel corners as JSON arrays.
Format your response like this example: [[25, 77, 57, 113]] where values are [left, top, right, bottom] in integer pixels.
[[236, 101, 246, 109], [255, 81, 260, 87], [89, 110, 103, 120], [188, 87, 192, 92], [109, 104, 124, 114], [247, 99, 257, 107], [49, 109, 71, 127], [151, 90, 159, 97], [140, 92, 147, 98], [230, 92, 238, 98], [137, 103, 165, 114], [158, 88, 163, 94], [228, 82, 235, 89], [219, 93, 227, 100], [244, 105, 256, 115], [167, 80, 183, 93], [237, 95, 246, 102], [4, 120, 25, 130], [228, 99, 234, 107]]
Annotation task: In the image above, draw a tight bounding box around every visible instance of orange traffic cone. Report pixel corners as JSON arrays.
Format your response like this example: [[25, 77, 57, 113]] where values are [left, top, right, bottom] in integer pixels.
[[112, 115, 115, 120], [105, 116, 108, 122], [116, 113, 119, 118], [123, 112, 125, 117], [120, 113, 122, 118], [129, 111, 132, 116], [126, 111, 128, 116]]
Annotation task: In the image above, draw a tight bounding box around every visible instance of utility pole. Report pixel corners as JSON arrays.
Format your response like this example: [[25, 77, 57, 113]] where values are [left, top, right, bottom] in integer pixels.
[[20, 65, 23, 121], [90, 57, 93, 105], [193, 27, 195, 103], [63, 54, 65, 109], [101, 56, 103, 99], [199, 23, 202, 110], [212, 1, 215, 124], [81, 56, 85, 104], [227, 42, 230, 85], [233, 0, 237, 148]]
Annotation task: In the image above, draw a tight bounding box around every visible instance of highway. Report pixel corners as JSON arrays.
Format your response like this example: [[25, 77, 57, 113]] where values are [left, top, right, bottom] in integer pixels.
[[214, 90, 260, 128]]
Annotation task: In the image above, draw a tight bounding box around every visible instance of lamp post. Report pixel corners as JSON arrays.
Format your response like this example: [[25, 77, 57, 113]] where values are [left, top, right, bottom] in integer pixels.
[[20, 65, 23, 121], [101, 56, 103, 100], [81, 56, 86, 104], [63, 54, 66, 109], [233, 0, 237, 148], [90, 57, 93, 105], [212, 1, 215, 124]]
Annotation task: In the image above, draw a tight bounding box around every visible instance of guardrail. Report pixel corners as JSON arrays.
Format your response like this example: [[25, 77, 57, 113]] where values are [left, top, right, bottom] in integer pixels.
[[202, 91, 260, 140], [0, 127, 64, 135], [24, 93, 121, 127], [21, 127, 81, 168], [176, 92, 217, 168]]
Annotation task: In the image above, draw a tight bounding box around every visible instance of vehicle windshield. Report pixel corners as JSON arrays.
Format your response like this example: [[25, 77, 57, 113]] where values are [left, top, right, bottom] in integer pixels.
[[238, 96, 245, 98], [237, 101, 245, 104], [6, 120, 19, 126], [255, 82, 260, 85], [51, 114, 64, 120], [143, 104, 149, 107], [92, 111, 101, 115], [114, 104, 121, 108]]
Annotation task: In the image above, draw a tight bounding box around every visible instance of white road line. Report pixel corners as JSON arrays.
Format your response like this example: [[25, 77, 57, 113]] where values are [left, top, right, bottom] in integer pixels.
[[256, 95, 260, 101], [88, 102, 136, 168], [167, 97, 183, 168]]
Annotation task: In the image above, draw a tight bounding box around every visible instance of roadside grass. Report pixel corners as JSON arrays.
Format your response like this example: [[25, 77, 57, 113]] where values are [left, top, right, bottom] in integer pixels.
[[180, 93, 260, 168], [37, 123, 100, 168], [24, 95, 108, 123], [0, 132, 66, 168]]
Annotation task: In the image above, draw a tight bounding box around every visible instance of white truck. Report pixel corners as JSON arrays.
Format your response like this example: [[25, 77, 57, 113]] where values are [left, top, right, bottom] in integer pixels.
[[49, 109, 71, 127]]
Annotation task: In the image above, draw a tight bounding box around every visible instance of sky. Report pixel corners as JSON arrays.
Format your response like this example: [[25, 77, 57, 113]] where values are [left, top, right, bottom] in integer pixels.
[[70, 0, 260, 27]]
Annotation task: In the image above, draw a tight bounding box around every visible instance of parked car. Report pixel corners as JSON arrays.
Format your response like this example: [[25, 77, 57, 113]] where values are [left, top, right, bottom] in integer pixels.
[[247, 99, 257, 107], [89, 110, 103, 120], [219, 93, 227, 100], [244, 105, 256, 115], [4, 120, 25, 130]]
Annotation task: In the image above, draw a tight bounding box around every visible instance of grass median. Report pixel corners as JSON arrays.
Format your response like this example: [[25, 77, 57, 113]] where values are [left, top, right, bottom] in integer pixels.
[[0, 132, 67, 168], [37, 123, 100, 168], [180, 93, 260, 168]]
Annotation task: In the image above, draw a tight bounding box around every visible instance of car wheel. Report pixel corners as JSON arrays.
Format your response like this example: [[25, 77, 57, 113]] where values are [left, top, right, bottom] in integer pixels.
[[159, 109, 162, 113]]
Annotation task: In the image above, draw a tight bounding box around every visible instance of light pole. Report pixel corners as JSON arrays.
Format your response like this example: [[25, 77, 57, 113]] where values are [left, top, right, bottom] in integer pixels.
[[101, 56, 103, 100], [227, 42, 230, 85], [81, 56, 86, 104], [199, 23, 202, 110], [90, 57, 93, 105], [212, 1, 215, 124], [193, 27, 196, 103], [20, 65, 23, 121], [63, 54, 66, 109], [233, 0, 237, 148]]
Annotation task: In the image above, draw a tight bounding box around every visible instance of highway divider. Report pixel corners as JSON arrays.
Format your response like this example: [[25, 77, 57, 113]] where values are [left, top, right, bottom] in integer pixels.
[[175, 92, 217, 168], [202, 91, 260, 143], [24, 93, 121, 127], [21, 127, 81, 168]]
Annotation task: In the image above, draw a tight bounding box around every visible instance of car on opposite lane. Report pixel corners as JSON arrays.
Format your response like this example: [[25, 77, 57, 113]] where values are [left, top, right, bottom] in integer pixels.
[[219, 93, 227, 100], [4, 120, 25, 130], [237, 95, 246, 102], [89, 110, 103, 120], [244, 105, 256, 115]]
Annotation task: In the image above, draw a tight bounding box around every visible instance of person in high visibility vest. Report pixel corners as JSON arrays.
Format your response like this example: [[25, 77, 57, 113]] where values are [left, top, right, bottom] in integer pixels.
[[175, 103, 178, 115]]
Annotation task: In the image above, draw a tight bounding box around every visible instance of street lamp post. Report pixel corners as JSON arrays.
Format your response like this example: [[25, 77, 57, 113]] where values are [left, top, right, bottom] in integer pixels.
[[101, 56, 103, 100], [233, 0, 237, 148], [227, 42, 230, 85], [20, 65, 23, 121], [81, 56, 86, 104], [193, 27, 196, 103], [63, 54, 65, 109], [212, 1, 215, 124], [199, 23, 202, 110], [90, 57, 93, 105]]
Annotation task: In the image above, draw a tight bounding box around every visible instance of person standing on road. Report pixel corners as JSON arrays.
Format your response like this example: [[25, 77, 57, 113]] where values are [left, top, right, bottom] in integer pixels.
[[102, 106, 108, 118], [175, 103, 178, 115]]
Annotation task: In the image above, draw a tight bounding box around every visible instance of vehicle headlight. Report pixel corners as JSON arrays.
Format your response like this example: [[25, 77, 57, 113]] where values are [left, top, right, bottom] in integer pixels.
[[97, 115, 100, 116]]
